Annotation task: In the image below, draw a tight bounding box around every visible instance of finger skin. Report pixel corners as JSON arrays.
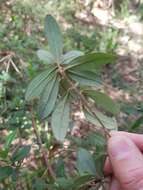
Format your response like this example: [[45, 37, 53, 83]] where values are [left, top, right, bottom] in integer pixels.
[[105, 131, 143, 175], [111, 131, 143, 151], [108, 135, 143, 190], [110, 177, 121, 190]]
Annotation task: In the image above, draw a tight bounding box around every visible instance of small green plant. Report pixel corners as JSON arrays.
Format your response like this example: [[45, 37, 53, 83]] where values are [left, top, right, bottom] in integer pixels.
[[24, 15, 120, 189]]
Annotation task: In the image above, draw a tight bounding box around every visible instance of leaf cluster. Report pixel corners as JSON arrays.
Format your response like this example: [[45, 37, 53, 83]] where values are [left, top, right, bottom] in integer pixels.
[[25, 15, 119, 142]]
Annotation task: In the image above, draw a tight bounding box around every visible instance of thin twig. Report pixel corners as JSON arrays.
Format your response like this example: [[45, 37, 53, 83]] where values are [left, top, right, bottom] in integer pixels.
[[30, 107, 56, 180], [10, 58, 22, 77], [0, 55, 11, 62]]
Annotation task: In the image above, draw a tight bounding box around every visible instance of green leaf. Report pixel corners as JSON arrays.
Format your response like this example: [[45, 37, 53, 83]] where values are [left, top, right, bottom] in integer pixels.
[[25, 66, 56, 101], [72, 175, 94, 189], [68, 70, 100, 87], [59, 79, 71, 97], [37, 49, 55, 64], [38, 75, 59, 119], [44, 15, 63, 61], [129, 116, 143, 132], [11, 145, 31, 162], [84, 90, 120, 115], [56, 178, 73, 189], [70, 136, 83, 147], [71, 133, 106, 150], [0, 166, 13, 181], [0, 150, 8, 159], [61, 50, 84, 64], [4, 130, 16, 151], [94, 152, 106, 177], [84, 111, 118, 130], [33, 178, 47, 190], [0, 131, 17, 159], [93, 135, 107, 178], [55, 157, 66, 177], [66, 53, 116, 72], [51, 95, 70, 141], [77, 148, 96, 175], [84, 132, 106, 148]]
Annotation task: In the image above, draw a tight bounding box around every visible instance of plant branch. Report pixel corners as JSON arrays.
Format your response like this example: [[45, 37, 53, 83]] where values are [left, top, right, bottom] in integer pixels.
[[62, 71, 111, 139], [30, 107, 56, 180]]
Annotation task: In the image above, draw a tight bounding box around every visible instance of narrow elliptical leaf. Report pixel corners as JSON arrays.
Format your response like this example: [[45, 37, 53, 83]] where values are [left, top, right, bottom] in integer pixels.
[[25, 65, 56, 101], [11, 145, 31, 162], [44, 15, 63, 61], [37, 49, 55, 64], [66, 53, 116, 72], [84, 90, 120, 115], [4, 130, 16, 151], [68, 70, 100, 87], [61, 50, 84, 64], [51, 95, 70, 141], [38, 74, 59, 119], [84, 132, 106, 148], [85, 110, 118, 130], [77, 148, 96, 175]]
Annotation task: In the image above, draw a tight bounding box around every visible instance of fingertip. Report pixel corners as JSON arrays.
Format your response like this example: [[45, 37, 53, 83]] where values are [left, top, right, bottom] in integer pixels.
[[108, 135, 132, 159]]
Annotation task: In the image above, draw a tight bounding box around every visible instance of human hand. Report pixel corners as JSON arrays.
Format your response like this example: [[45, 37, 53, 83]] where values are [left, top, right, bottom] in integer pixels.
[[105, 131, 143, 190]]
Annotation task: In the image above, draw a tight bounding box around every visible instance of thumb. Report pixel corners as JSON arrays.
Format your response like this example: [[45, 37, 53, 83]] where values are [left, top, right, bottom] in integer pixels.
[[108, 135, 143, 190]]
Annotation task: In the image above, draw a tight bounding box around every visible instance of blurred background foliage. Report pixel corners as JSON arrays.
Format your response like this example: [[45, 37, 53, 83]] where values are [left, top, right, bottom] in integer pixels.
[[0, 0, 143, 189]]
